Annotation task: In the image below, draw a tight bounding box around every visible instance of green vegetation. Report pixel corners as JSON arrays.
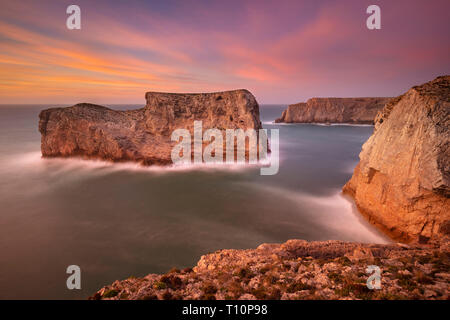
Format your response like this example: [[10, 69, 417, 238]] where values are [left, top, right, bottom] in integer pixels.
[[102, 289, 119, 298]]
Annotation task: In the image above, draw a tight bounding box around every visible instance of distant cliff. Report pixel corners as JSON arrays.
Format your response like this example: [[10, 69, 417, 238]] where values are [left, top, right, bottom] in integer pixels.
[[39, 90, 262, 165], [343, 76, 450, 243], [275, 97, 391, 124]]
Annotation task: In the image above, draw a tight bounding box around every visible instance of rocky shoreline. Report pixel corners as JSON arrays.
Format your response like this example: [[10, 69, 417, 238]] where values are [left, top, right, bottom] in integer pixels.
[[39, 77, 448, 300], [275, 97, 390, 124], [90, 239, 449, 300]]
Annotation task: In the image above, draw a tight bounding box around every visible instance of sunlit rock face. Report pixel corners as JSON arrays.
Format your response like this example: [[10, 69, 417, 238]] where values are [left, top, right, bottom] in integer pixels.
[[275, 97, 390, 124], [344, 76, 450, 243], [39, 89, 262, 165]]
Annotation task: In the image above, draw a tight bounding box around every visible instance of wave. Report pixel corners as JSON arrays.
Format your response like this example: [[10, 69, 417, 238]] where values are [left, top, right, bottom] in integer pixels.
[[343, 161, 359, 174], [262, 121, 294, 126], [238, 182, 390, 244], [10, 150, 276, 176], [313, 123, 374, 127]]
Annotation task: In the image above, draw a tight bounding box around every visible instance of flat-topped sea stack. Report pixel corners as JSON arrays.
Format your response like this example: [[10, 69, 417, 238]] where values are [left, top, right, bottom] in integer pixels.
[[39, 90, 262, 165], [275, 97, 391, 124], [343, 76, 450, 243]]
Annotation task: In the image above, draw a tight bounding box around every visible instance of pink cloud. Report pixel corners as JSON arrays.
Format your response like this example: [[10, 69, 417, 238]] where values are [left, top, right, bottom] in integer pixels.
[[0, 0, 449, 104]]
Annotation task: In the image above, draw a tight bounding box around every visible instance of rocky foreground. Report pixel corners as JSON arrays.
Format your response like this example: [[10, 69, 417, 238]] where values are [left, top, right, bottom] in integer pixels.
[[39, 90, 262, 165], [90, 239, 449, 300], [86, 77, 450, 300], [275, 97, 390, 124], [343, 76, 450, 243]]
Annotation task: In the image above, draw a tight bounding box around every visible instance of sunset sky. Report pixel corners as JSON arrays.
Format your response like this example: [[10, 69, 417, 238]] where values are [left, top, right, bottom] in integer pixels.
[[0, 0, 449, 104]]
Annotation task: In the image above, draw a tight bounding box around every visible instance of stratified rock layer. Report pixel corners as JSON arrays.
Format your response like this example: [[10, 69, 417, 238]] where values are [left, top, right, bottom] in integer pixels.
[[39, 90, 262, 165], [90, 239, 450, 300], [275, 97, 390, 124], [343, 76, 450, 242]]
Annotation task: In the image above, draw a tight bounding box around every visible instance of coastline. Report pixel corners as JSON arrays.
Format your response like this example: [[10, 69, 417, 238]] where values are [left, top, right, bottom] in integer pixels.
[[1, 0, 449, 304], [91, 239, 449, 300]]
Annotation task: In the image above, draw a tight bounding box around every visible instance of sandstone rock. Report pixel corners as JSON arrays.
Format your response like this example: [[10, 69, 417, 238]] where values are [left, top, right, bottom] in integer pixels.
[[275, 97, 391, 124], [424, 289, 437, 298], [39, 90, 262, 165], [343, 76, 450, 242], [346, 247, 374, 262]]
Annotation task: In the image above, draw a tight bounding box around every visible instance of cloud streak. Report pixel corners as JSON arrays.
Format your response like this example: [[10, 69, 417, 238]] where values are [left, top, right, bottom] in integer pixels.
[[0, 0, 449, 104]]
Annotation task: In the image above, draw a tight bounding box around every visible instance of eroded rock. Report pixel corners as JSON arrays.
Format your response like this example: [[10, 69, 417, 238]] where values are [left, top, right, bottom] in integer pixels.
[[275, 97, 390, 124], [39, 90, 262, 165], [90, 239, 449, 300], [343, 76, 450, 242]]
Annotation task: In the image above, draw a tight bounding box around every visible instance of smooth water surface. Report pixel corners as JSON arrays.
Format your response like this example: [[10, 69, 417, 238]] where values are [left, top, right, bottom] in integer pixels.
[[0, 104, 388, 299]]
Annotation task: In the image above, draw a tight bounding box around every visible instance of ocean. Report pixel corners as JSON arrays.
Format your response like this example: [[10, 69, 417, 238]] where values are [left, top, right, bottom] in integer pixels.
[[0, 104, 389, 299]]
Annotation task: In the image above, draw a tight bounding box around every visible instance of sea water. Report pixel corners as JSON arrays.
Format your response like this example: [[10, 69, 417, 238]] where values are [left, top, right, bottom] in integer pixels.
[[0, 104, 388, 299]]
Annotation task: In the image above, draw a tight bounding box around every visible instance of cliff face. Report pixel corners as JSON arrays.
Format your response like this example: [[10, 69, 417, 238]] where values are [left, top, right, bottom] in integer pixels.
[[343, 76, 450, 243], [39, 90, 262, 165], [275, 97, 390, 124], [90, 239, 450, 300]]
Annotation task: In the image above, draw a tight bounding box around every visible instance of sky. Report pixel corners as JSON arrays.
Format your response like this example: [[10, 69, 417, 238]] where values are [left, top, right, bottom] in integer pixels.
[[0, 0, 449, 104]]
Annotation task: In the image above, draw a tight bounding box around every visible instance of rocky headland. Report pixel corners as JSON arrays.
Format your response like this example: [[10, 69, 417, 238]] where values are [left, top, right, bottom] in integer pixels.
[[343, 76, 450, 243], [80, 78, 449, 300], [39, 90, 262, 165], [91, 239, 449, 300], [275, 97, 390, 124]]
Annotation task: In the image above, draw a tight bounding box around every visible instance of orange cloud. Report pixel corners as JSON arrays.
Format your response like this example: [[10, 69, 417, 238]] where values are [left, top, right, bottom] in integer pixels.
[[0, 0, 449, 104]]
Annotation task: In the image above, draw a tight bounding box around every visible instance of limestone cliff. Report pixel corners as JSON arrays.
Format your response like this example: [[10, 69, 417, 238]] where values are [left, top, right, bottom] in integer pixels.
[[39, 90, 262, 165], [343, 76, 450, 242], [275, 97, 390, 124]]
